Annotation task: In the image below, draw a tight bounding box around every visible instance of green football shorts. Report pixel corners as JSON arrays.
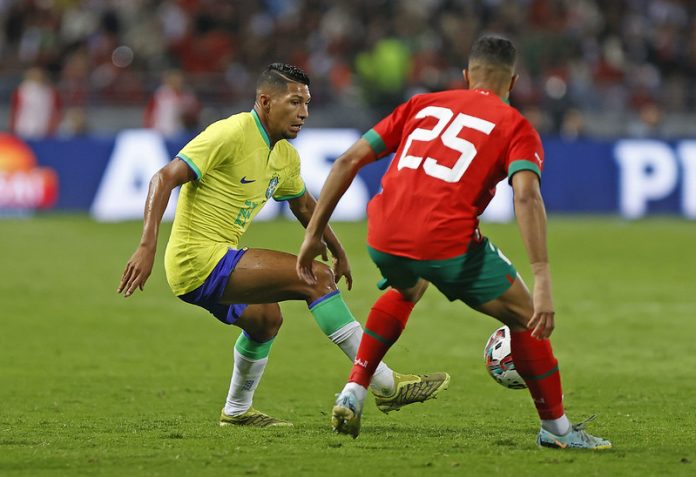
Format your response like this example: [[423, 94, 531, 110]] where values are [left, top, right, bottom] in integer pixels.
[[367, 238, 518, 307]]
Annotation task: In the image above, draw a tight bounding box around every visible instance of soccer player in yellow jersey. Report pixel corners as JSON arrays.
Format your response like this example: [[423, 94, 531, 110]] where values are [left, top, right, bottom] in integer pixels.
[[117, 63, 450, 426]]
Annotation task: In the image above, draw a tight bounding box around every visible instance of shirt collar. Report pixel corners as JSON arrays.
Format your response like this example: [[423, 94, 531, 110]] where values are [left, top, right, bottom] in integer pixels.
[[251, 109, 271, 148], [473, 88, 510, 105]]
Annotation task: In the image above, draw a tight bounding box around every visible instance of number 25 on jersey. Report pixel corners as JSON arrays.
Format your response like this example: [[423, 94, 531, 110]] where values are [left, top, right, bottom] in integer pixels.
[[397, 106, 496, 183]]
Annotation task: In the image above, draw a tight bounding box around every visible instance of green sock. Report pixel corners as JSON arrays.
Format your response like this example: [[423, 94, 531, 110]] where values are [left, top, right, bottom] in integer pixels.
[[234, 331, 275, 360], [226, 332, 274, 416], [309, 291, 356, 335], [309, 290, 395, 394]]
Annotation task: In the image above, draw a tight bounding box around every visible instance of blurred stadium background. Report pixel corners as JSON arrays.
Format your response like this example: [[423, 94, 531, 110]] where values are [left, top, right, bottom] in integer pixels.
[[2, 0, 696, 222], [2, 0, 696, 136]]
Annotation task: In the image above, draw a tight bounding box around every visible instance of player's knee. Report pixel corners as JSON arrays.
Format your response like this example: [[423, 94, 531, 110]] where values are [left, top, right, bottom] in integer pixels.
[[497, 281, 534, 328], [244, 304, 283, 341], [311, 262, 336, 294], [266, 314, 283, 338], [506, 320, 529, 333], [505, 305, 533, 330], [265, 306, 284, 336], [398, 279, 428, 303]]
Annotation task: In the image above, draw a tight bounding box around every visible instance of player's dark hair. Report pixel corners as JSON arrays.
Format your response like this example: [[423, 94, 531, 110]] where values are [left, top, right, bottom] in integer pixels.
[[257, 63, 310, 91], [469, 36, 517, 69]]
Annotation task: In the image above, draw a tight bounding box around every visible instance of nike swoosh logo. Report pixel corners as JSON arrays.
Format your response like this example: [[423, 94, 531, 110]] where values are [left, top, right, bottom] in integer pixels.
[[240, 176, 256, 184]]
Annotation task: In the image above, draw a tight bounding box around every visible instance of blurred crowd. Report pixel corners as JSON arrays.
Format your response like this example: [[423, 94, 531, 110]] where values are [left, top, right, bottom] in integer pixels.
[[2, 0, 695, 138]]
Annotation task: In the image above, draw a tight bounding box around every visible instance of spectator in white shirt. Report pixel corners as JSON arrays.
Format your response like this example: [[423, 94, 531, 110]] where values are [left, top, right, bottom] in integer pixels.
[[143, 70, 200, 138], [9, 67, 62, 139]]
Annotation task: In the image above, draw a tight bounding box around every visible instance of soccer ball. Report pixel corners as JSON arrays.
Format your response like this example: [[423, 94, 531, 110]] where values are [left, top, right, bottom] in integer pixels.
[[483, 326, 527, 390]]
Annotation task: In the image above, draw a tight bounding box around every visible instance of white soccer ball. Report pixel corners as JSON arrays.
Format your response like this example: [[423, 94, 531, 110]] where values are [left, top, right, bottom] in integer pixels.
[[483, 326, 527, 390]]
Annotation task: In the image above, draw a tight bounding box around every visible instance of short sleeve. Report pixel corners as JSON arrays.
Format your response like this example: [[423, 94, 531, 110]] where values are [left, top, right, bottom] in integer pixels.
[[176, 120, 238, 179], [506, 117, 544, 182], [273, 147, 306, 201], [363, 99, 414, 158]]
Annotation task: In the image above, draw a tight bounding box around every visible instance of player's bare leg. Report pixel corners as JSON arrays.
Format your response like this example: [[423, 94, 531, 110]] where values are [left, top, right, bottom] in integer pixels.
[[221, 248, 334, 304], [234, 303, 283, 342], [222, 249, 447, 405], [473, 276, 611, 449], [473, 274, 534, 331]]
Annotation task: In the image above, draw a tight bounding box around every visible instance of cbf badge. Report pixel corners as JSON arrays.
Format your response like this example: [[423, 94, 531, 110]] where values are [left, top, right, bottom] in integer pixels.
[[265, 176, 279, 199]]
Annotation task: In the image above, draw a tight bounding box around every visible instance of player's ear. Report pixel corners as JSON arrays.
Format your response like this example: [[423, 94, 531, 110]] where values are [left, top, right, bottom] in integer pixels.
[[462, 69, 470, 88], [509, 74, 519, 93], [257, 92, 272, 114]]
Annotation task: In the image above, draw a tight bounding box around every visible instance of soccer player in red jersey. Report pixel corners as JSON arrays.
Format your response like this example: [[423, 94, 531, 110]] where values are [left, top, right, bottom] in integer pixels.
[[297, 36, 611, 449]]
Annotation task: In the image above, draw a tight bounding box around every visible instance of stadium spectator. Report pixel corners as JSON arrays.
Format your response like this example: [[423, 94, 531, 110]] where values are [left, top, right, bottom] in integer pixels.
[[58, 107, 89, 137], [9, 67, 61, 139], [627, 102, 666, 138], [144, 70, 200, 138], [355, 37, 411, 116], [2, 0, 696, 136], [559, 108, 587, 141]]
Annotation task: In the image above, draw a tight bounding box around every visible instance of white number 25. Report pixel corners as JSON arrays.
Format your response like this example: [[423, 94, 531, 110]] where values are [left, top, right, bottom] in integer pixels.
[[397, 106, 496, 183]]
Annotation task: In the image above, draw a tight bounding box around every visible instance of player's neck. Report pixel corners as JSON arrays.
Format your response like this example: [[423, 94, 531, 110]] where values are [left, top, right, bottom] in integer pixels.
[[469, 83, 510, 102], [252, 106, 278, 147]]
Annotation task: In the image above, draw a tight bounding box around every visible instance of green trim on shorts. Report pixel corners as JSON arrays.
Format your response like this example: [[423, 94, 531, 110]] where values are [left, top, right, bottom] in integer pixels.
[[367, 239, 517, 307]]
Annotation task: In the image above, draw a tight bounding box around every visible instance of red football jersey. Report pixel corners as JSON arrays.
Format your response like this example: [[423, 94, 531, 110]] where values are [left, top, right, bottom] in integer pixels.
[[364, 88, 544, 260]]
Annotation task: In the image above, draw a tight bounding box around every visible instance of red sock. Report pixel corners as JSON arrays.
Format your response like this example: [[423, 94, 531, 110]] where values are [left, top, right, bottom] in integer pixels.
[[348, 290, 415, 388], [510, 330, 565, 420]]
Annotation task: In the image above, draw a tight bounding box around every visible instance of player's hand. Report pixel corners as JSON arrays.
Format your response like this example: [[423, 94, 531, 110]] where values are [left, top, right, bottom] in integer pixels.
[[296, 235, 328, 285], [117, 245, 156, 297], [332, 251, 353, 291], [527, 280, 555, 339]]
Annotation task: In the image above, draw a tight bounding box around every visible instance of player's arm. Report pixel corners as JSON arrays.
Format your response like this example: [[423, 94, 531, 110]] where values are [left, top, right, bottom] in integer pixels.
[[296, 139, 376, 285], [511, 170, 555, 339], [288, 191, 353, 290], [117, 158, 195, 297]]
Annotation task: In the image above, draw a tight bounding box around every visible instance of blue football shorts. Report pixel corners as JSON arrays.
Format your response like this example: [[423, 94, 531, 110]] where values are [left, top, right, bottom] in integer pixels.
[[178, 248, 249, 325]]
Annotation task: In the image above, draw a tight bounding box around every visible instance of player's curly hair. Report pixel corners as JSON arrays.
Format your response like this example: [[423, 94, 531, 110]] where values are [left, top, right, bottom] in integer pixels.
[[257, 63, 311, 91], [469, 36, 517, 68]]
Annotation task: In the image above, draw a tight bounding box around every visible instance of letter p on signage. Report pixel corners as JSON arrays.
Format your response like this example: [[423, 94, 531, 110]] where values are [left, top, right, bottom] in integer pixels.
[[614, 140, 678, 219]]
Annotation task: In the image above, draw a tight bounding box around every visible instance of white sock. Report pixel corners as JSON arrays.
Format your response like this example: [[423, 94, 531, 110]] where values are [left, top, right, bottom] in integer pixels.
[[223, 349, 268, 416], [541, 414, 571, 435], [342, 381, 368, 404], [328, 322, 395, 396]]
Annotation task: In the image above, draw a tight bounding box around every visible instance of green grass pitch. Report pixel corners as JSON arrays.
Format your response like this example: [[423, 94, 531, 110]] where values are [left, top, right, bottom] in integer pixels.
[[1, 215, 695, 476]]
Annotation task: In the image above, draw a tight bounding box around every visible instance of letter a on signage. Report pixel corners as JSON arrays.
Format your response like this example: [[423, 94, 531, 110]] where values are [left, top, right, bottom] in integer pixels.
[[91, 130, 178, 221]]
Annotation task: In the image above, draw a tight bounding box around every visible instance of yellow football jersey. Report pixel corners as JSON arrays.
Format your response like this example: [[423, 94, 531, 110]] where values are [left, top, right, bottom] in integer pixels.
[[164, 110, 305, 296]]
